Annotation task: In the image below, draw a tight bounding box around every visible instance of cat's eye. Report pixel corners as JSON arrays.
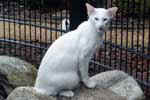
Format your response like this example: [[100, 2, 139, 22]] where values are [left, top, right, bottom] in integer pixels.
[[103, 18, 107, 21], [95, 17, 99, 21]]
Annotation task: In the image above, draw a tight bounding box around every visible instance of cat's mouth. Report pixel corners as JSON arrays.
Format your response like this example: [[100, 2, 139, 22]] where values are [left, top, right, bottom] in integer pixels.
[[98, 27, 105, 33], [99, 27, 104, 31]]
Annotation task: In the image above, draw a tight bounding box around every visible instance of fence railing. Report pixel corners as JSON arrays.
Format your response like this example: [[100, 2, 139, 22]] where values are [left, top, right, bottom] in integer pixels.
[[0, 0, 149, 99]]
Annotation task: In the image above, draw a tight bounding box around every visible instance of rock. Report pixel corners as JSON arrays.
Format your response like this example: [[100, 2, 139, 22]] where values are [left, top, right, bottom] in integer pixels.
[[0, 56, 37, 95], [90, 70, 145, 100], [6, 68, 144, 100], [7, 86, 126, 100], [109, 77, 144, 100], [0, 72, 11, 99], [90, 70, 128, 88]]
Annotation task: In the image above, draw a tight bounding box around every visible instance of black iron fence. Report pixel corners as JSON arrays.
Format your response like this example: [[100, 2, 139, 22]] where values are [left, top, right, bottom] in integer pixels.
[[0, 0, 150, 99], [0, 0, 70, 64]]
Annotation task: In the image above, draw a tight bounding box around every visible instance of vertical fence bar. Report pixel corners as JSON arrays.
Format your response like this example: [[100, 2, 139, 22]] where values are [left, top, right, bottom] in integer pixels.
[[125, 0, 129, 73], [147, 6, 150, 97], [18, 0, 22, 56], [44, 10, 48, 47], [13, 1, 16, 56], [34, 8, 37, 44], [130, 0, 135, 77], [103, 0, 107, 66], [137, 0, 141, 84], [7, 1, 11, 55], [66, 1, 70, 32], [103, 1, 107, 66], [135, 1, 140, 82], [29, 0, 32, 61], [39, 0, 42, 60], [7, 1, 10, 40], [104, 31, 107, 65], [109, 0, 113, 68], [34, 6, 37, 61], [49, 8, 52, 45], [114, 0, 118, 69], [39, 0, 42, 44], [119, 0, 124, 70], [141, 0, 146, 88], [129, 1, 133, 76], [23, 0, 27, 58], [60, 5, 63, 36], [54, 8, 57, 39], [2, 0, 6, 54]]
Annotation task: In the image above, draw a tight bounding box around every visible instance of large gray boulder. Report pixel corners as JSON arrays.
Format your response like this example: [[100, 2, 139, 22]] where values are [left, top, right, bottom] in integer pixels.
[[6, 69, 144, 100], [7, 86, 126, 100], [0, 56, 37, 95], [90, 70, 145, 100]]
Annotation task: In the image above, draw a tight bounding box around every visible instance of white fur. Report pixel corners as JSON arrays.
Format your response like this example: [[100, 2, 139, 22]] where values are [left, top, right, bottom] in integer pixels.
[[34, 3, 117, 97]]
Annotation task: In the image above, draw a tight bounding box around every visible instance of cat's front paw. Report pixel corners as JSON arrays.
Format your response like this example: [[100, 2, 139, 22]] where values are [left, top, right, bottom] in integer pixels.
[[83, 79, 97, 89], [59, 90, 74, 97], [86, 80, 97, 88]]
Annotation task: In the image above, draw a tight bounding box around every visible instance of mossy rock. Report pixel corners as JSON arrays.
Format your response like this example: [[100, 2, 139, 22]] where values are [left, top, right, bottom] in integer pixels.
[[0, 56, 37, 94]]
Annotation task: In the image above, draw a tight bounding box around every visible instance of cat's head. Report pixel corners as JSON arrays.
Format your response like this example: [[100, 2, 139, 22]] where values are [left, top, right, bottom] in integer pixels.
[[86, 3, 118, 33]]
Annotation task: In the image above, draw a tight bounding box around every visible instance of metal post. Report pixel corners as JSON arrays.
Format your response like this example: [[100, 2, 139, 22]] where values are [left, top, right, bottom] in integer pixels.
[[69, 0, 87, 30]]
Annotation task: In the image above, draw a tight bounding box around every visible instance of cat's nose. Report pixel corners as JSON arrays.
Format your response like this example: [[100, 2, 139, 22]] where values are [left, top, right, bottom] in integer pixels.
[[99, 27, 104, 31], [99, 27, 103, 30]]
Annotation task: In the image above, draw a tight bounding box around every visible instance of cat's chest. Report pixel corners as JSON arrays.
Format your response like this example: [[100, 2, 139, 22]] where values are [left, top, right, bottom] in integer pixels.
[[78, 37, 98, 58]]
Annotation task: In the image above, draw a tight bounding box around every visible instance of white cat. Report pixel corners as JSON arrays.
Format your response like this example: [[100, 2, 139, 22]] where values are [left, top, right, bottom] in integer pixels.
[[34, 3, 118, 97]]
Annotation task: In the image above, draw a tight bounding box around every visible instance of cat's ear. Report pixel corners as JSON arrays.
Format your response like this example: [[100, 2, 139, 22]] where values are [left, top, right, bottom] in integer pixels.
[[107, 7, 118, 18], [86, 3, 95, 16]]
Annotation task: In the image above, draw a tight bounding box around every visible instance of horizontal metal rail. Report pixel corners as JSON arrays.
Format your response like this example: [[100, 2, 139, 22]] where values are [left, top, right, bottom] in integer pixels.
[[0, 38, 49, 50], [0, 38, 150, 60], [0, 17, 68, 33], [0, 15, 69, 21]]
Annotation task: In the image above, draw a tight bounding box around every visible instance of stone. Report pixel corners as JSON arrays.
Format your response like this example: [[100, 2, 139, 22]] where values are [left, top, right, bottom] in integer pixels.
[[0, 72, 11, 99], [90, 70, 145, 100], [0, 56, 37, 95], [5, 68, 144, 100], [109, 77, 144, 100], [90, 70, 128, 88], [7, 86, 126, 100]]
